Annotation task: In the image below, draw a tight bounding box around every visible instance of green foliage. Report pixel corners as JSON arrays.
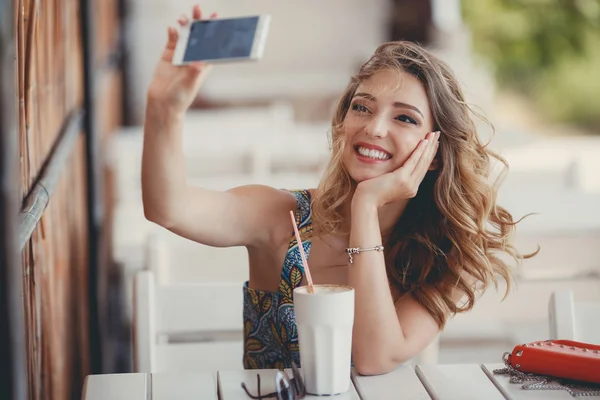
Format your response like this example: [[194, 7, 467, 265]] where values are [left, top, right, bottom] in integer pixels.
[[462, 0, 600, 130]]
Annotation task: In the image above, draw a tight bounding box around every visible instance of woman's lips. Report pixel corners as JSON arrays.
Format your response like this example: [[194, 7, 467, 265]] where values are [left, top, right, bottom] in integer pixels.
[[354, 143, 392, 163]]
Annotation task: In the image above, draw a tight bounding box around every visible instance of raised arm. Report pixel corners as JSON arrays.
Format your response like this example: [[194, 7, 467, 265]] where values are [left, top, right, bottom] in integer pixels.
[[142, 5, 294, 248]]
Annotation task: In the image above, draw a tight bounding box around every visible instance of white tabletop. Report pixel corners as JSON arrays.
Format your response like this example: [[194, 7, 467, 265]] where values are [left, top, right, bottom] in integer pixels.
[[416, 364, 505, 400], [482, 364, 600, 400], [81, 371, 218, 400], [82, 373, 148, 400], [82, 364, 600, 399], [217, 369, 361, 399], [351, 365, 430, 400], [152, 371, 218, 400]]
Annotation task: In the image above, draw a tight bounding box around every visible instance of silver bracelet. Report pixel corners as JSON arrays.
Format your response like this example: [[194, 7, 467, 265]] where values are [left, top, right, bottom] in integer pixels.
[[345, 245, 384, 264]]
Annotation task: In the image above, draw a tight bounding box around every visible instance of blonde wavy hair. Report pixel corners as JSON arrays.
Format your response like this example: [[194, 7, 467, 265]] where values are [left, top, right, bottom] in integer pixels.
[[312, 41, 535, 328]]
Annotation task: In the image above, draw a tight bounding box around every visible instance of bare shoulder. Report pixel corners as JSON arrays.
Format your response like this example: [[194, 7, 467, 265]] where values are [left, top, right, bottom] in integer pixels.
[[450, 269, 481, 304], [227, 185, 308, 247]]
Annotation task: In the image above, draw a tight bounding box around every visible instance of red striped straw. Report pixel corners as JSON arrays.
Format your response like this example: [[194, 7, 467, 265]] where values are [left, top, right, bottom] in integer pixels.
[[289, 210, 315, 294]]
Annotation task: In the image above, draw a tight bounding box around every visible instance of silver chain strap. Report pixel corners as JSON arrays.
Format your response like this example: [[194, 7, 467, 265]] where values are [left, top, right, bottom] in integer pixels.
[[493, 351, 600, 397]]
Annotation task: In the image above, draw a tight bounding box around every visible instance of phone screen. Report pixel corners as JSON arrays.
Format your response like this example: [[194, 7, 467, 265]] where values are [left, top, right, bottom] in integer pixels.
[[183, 17, 260, 62]]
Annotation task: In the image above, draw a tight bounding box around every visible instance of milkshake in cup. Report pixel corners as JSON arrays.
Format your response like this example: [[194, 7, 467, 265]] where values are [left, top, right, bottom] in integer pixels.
[[293, 284, 355, 395]]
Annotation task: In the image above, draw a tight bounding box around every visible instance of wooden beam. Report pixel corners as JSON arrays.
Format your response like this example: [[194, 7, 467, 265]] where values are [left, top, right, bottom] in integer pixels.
[[18, 110, 84, 250], [0, 0, 29, 397], [80, 0, 105, 374]]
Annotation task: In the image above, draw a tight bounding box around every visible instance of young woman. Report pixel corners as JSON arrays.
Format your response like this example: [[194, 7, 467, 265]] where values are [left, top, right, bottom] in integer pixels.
[[142, 5, 531, 375]]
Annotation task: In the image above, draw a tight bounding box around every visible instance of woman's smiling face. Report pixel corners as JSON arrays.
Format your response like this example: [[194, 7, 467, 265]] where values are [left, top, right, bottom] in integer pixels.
[[342, 69, 435, 183]]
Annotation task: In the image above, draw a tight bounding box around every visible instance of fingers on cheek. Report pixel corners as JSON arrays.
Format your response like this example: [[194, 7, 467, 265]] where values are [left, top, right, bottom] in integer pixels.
[[428, 139, 437, 153], [400, 170, 411, 183]]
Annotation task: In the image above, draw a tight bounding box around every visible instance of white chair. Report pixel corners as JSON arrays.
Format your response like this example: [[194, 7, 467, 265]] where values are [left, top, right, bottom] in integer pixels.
[[549, 290, 600, 343], [132, 269, 245, 373], [144, 233, 170, 284], [143, 231, 250, 285]]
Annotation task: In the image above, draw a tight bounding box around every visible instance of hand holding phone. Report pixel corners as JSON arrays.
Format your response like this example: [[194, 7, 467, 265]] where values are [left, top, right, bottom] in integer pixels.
[[172, 15, 271, 65], [146, 6, 218, 115]]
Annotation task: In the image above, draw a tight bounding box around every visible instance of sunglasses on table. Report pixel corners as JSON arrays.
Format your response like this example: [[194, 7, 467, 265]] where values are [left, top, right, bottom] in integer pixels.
[[241, 361, 307, 400]]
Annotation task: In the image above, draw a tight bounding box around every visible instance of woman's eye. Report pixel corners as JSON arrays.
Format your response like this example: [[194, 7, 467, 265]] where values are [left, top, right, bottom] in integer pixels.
[[351, 103, 369, 113], [396, 115, 417, 125]]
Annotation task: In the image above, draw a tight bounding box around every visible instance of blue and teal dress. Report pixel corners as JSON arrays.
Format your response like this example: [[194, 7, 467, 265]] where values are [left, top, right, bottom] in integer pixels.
[[242, 189, 313, 369]]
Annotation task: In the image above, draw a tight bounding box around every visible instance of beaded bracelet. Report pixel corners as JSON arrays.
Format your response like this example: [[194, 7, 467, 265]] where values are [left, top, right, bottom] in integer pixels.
[[345, 245, 384, 264]]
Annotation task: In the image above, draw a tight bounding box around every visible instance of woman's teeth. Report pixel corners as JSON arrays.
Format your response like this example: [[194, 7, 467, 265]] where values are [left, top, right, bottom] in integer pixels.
[[357, 146, 391, 160]]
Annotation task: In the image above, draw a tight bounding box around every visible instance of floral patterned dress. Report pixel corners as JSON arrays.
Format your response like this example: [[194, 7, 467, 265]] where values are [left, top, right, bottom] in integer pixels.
[[242, 189, 312, 369]]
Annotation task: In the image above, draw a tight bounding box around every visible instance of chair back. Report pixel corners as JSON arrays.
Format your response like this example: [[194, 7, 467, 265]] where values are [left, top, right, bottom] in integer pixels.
[[549, 290, 600, 344], [133, 270, 244, 373]]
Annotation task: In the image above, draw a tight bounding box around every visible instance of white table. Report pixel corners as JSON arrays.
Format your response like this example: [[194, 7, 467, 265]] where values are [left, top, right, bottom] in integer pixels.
[[481, 364, 573, 400], [218, 369, 360, 399], [82, 364, 600, 399], [81, 371, 218, 400]]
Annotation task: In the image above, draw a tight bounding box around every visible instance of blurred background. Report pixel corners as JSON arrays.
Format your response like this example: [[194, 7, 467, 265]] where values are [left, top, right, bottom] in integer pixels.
[[2, 0, 599, 399], [119, 0, 600, 371]]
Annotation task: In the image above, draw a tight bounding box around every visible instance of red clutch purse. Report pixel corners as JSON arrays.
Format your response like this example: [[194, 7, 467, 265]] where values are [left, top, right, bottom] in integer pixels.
[[494, 339, 600, 396], [504, 340, 600, 384]]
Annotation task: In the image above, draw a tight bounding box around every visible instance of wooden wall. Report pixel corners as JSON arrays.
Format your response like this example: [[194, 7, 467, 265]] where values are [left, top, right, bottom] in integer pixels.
[[16, 0, 122, 398]]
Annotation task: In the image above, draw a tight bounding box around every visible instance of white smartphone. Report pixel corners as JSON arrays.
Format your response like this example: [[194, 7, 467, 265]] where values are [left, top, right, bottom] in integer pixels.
[[172, 15, 271, 65]]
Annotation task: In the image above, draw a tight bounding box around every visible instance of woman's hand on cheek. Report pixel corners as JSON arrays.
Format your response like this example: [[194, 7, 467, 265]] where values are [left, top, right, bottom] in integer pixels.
[[353, 131, 440, 209]]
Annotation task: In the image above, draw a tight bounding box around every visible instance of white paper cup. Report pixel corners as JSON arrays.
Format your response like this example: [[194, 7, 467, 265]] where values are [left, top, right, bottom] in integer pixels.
[[293, 284, 355, 395]]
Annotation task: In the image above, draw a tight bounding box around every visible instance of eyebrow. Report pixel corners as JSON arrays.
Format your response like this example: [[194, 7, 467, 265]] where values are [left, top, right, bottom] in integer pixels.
[[353, 92, 424, 119]]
